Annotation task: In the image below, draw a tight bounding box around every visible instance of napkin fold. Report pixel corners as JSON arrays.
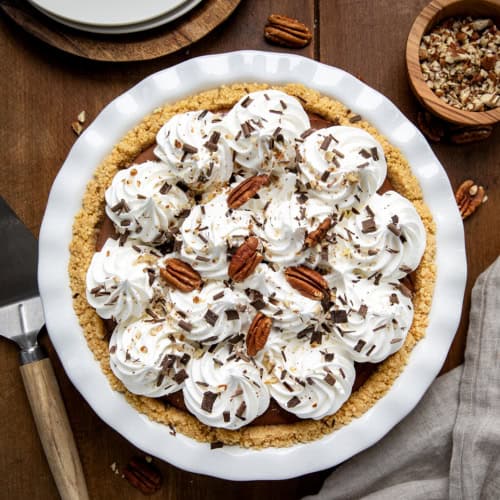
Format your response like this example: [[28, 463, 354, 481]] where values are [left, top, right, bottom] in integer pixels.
[[304, 256, 500, 500]]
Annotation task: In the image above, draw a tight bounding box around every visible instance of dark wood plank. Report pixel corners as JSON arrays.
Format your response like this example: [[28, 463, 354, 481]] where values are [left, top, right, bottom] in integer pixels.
[[319, 0, 500, 374]]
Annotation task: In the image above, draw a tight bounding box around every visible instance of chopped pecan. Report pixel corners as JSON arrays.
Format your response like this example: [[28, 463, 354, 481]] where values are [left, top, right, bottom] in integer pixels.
[[284, 266, 328, 300], [449, 125, 493, 144], [228, 236, 263, 282], [455, 179, 487, 219], [160, 258, 202, 292], [304, 218, 332, 248], [246, 312, 272, 357], [123, 456, 163, 495], [264, 14, 312, 49], [227, 174, 270, 209]]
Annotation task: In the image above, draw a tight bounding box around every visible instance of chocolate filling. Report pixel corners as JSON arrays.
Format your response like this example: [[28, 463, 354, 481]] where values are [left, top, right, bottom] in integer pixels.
[[96, 112, 415, 426]]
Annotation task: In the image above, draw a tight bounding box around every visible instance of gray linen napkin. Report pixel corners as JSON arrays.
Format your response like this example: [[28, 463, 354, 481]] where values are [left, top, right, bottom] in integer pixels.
[[304, 256, 500, 500]]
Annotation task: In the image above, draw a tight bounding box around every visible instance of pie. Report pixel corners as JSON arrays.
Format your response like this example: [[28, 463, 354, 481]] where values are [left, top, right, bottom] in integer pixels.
[[69, 83, 435, 448]]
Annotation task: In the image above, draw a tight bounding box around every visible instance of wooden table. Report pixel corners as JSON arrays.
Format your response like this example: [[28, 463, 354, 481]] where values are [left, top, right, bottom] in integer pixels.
[[1, 1, 498, 498]]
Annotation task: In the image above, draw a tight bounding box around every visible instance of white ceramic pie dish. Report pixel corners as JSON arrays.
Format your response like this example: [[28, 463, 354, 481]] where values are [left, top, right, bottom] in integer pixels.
[[38, 50, 466, 481]]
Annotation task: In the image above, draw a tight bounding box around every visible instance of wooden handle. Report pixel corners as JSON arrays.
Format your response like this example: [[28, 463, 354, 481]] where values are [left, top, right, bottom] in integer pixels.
[[20, 358, 89, 500]]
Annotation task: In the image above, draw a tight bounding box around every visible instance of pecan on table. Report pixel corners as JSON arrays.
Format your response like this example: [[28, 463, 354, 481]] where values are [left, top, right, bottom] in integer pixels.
[[449, 125, 493, 144], [123, 456, 163, 495], [455, 179, 487, 219], [160, 258, 202, 292], [264, 14, 312, 49]]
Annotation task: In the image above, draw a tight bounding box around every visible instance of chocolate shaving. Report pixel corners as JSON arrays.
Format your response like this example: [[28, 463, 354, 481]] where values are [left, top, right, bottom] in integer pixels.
[[370, 147, 379, 161], [324, 352, 334, 362], [320, 135, 333, 151], [201, 391, 218, 413], [287, 396, 301, 408], [178, 320, 193, 332], [354, 340, 366, 352], [180, 353, 191, 365], [321, 170, 330, 182], [204, 309, 219, 326], [250, 299, 266, 310], [324, 373, 336, 385], [361, 218, 377, 233], [235, 401, 247, 419], [390, 293, 400, 305], [349, 114, 362, 123], [213, 291, 225, 300], [210, 441, 224, 449], [173, 369, 189, 384], [223, 411, 230, 423], [182, 143, 198, 154], [357, 162, 369, 169], [160, 181, 171, 195], [359, 304, 368, 318], [241, 96, 253, 108], [387, 223, 401, 237], [331, 310, 348, 323], [225, 309, 239, 321], [300, 128, 315, 139]]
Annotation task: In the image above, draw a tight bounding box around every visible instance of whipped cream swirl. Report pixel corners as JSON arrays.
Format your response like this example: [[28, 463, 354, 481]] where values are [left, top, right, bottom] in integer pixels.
[[105, 161, 191, 244], [219, 90, 310, 174], [109, 318, 194, 397], [330, 191, 426, 280], [235, 264, 324, 338], [262, 338, 355, 419], [298, 126, 386, 211], [155, 111, 233, 191], [183, 343, 270, 429], [179, 192, 258, 279], [168, 281, 251, 344], [86, 238, 159, 323], [331, 279, 414, 363]]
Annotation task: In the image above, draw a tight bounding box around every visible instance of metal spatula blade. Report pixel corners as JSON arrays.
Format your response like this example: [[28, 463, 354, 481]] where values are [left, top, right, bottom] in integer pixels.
[[0, 196, 89, 499], [0, 197, 44, 359]]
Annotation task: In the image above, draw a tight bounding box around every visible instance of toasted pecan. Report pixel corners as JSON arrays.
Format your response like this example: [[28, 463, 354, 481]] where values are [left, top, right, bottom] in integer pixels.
[[246, 312, 272, 356], [227, 174, 270, 209], [284, 266, 328, 300], [160, 258, 202, 292], [228, 236, 263, 282]]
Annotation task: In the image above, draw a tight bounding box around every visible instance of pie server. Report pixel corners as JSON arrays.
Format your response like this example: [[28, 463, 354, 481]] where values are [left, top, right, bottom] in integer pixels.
[[0, 197, 89, 500]]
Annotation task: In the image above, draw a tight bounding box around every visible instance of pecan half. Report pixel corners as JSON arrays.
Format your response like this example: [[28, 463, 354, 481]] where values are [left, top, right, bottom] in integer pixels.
[[455, 179, 487, 219], [246, 312, 272, 357], [228, 236, 263, 282], [416, 111, 445, 142], [304, 218, 332, 248], [227, 174, 270, 209], [449, 126, 493, 144], [264, 14, 312, 49], [123, 456, 163, 495], [160, 258, 202, 292], [284, 266, 328, 300]]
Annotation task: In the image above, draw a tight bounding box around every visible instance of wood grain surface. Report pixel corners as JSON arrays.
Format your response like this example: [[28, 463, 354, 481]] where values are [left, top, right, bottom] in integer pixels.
[[0, 1, 498, 498], [0, 0, 243, 62]]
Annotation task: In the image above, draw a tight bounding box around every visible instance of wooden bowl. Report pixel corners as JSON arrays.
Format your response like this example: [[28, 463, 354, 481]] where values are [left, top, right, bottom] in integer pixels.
[[406, 0, 500, 126]]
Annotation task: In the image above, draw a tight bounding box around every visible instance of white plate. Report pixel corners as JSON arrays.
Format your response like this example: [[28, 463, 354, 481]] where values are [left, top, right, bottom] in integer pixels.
[[29, 0, 188, 27], [28, 0, 203, 35], [38, 51, 466, 481]]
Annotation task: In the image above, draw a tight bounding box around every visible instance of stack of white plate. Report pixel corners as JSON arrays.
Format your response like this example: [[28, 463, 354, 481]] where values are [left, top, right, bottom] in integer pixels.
[[28, 0, 204, 34]]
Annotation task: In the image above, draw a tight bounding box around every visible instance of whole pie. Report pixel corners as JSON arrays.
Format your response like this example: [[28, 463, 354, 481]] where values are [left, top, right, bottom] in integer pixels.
[[70, 83, 435, 448]]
